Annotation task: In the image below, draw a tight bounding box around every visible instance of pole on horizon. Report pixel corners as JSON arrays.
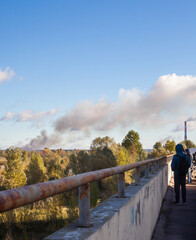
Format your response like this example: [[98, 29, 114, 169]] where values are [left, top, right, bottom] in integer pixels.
[[184, 121, 187, 140]]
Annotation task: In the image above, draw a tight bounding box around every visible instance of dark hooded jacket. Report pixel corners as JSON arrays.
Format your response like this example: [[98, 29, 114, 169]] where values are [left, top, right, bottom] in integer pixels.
[[171, 144, 190, 175]]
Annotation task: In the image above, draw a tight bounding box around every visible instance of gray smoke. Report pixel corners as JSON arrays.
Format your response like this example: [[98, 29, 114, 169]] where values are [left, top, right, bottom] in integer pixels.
[[23, 130, 62, 150], [158, 135, 173, 144], [173, 124, 183, 132], [187, 116, 196, 122], [173, 116, 196, 132]]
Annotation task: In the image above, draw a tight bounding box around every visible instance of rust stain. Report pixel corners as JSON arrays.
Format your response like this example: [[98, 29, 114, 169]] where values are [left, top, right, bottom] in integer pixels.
[[79, 183, 90, 200]]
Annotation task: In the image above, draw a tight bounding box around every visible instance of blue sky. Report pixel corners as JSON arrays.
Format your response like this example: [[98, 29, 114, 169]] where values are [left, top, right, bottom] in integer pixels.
[[1, 0, 196, 150]]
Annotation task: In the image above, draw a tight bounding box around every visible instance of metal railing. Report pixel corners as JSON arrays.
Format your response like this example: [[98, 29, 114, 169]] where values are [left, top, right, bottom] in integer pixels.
[[0, 155, 172, 227]]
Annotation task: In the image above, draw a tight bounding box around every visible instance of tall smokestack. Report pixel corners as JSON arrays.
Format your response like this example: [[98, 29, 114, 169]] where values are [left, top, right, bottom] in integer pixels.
[[184, 121, 187, 140]]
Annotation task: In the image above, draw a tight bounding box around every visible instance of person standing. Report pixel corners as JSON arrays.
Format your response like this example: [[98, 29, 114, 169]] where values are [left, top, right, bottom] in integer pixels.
[[185, 148, 192, 184], [171, 144, 190, 204]]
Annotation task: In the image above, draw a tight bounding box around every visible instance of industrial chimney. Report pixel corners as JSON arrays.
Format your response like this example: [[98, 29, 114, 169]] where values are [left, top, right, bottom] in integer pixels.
[[184, 121, 187, 140]]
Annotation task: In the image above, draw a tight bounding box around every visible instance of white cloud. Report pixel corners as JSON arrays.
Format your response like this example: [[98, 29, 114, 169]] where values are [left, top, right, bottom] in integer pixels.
[[1, 108, 61, 123], [24, 73, 196, 149], [1, 112, 14, 121], [0, 67, 15, 84], [16, 108, 59, 122], [54, 73, 196, 134], [54, 100, 114, 132]]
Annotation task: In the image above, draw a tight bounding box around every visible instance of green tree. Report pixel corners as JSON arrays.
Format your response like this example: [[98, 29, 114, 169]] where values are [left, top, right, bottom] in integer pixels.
[[26, 152, 47, 184], [66, 150, 91, 175], [180, 140, 196, 149], [0, 150, 6, 158], [22, 150, 29, 162], [153, 142, 163, 151], [115, 146, 129, 166], [122, 130, 142, 152], [90, 146, 117, 171], [140, 149, 148, 160], [90, 136, 116, 150], [122, 130, 143, 161], [164, 140, 176, 153], [3, 147, 27, 189], [114, 146, 134, 183], [47, 155, 64, 180], [149, 142, 167, 158], [40, 148, 57, 165]]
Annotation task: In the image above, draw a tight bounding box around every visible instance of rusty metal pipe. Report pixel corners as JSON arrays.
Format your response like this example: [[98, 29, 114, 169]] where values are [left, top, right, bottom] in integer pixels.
[[0, 156, 169, 213]]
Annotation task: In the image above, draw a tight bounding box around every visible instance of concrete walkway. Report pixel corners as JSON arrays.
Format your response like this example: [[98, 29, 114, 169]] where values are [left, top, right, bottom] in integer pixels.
[[152, 178, 196, 240]]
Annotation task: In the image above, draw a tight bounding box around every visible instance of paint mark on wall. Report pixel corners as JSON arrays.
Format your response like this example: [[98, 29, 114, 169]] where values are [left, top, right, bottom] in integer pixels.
[[144, 186, 149, 199], [135, 201, 141, 226], [130, 206, 134, 225]]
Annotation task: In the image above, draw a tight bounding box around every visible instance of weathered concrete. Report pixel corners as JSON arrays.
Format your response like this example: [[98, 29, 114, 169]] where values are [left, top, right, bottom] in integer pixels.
[[44, 161, 172, 240], [152, 178, 196, 240]]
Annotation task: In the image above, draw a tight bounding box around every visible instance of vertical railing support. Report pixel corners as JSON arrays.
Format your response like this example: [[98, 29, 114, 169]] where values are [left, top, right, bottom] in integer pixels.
[[155, 161, 158, 171], [164, 156, 167, 165], [161, 157, 165, 167], [118, 172, 125, 197], [145, 163, 150, 178], [135, 167, 141, 185], [158, 160, 161, 169], [78, 183, 92, 227], [151, 163, 155, 174], [160, 159, 163, 168]]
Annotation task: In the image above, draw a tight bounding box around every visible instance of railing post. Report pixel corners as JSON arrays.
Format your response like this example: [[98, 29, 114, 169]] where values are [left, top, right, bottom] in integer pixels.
[[158, 160, 161, 169], [154, 162, 157, 171], [151, 163, 155, 174], [135, 167, 141, 185], [145, 163, 150, 178], [78, 183, 92, 227], [161, 157, 166, 167], [155, 161, 159, 171], [164, 156, 167, 165], [160, 159, 163, 167], [118, 172, 125, 197]]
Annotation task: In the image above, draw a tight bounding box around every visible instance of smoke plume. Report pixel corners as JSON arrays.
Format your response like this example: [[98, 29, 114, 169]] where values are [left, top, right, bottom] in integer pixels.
[[24, 73, 196, 149], [23, 130, 62, 150]]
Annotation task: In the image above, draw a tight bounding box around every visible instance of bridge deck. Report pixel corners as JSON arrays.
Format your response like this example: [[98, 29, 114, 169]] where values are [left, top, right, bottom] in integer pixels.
[[153, 178, 196, 240]]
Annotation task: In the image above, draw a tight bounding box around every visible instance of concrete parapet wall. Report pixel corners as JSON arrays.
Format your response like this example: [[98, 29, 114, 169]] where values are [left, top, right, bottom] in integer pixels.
[[45, 161, 172, 240]]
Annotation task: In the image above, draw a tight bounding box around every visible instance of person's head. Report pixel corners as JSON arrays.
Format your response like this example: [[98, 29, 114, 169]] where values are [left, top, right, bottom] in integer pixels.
[[175, 143, 184, 154], [185, 148, 190, 154]]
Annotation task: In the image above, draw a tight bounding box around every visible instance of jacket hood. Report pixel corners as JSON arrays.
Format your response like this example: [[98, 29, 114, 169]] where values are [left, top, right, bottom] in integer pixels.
[[175, 144, 184, 153]]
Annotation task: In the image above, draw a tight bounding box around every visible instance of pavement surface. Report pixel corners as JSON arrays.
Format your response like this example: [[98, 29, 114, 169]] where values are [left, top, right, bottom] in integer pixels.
[[152, 178, 196, 240]]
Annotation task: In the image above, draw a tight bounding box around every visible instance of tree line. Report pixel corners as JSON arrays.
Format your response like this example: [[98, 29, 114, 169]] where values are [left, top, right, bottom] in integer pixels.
[[0, 130, 195, 240]]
